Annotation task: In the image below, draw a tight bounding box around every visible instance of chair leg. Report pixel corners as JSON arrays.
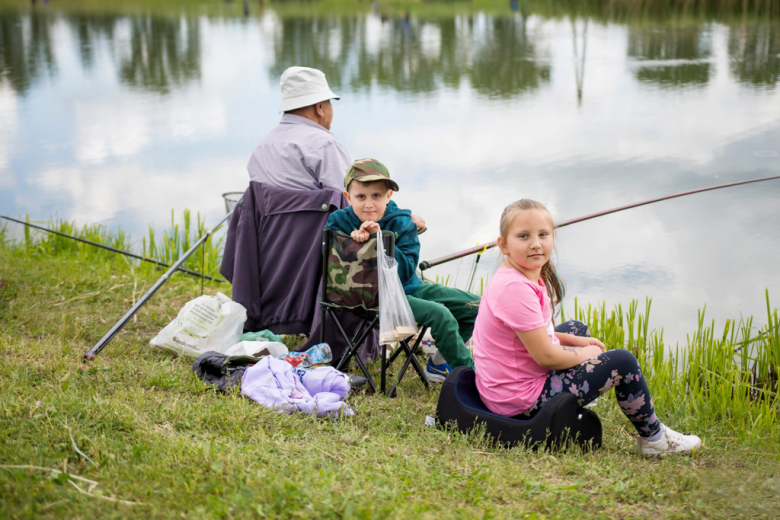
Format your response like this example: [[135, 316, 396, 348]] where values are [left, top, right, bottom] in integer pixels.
[[333, 311, 373, 371], [410, 326, 432, 389], [329, 308, 378, 393], [387, 344, 415, 398], [388, 343, 403, 364], [381, 344, 387, 395], [352, 319, 367, 343], [408, 348, 432, 389], [387, 330, 431, 397], [388, 326, 427, 364]]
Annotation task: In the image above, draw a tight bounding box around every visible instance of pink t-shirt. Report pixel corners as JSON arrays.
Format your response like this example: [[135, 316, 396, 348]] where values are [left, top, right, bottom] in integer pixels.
[[472, 267, 558, 416]]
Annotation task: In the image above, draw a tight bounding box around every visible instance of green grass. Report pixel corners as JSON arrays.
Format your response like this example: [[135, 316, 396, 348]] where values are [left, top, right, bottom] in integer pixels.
[[2, 225, 780, 518]]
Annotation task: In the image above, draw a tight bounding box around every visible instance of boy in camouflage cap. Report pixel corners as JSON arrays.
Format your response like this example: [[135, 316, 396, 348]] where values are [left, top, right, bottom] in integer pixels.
[[326, 158, 478, 379]]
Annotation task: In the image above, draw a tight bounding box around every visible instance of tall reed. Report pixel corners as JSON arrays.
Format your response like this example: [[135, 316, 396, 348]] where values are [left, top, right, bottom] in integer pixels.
[[6, 210, 225, 277], [561, 292, 780, 441], [141, 209, 225, 277]]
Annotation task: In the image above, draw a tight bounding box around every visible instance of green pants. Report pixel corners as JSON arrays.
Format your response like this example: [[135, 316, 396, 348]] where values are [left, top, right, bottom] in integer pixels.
[[406, 282, 479, 370]]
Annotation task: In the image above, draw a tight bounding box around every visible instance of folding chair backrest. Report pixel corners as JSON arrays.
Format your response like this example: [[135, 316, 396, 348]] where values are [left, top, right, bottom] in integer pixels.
[[322, 229, 395, 316]]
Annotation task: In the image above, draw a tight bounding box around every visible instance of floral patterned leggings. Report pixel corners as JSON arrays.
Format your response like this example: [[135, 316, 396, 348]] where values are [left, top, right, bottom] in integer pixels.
[[512, 320, 662, 438]]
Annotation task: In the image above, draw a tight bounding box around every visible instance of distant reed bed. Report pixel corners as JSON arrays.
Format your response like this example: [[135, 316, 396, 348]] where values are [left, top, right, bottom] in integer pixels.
[[563, 295, 779, 442]]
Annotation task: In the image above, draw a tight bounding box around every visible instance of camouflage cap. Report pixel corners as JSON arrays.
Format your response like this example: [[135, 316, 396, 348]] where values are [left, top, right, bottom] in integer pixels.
[[344, 158, 400, 192]]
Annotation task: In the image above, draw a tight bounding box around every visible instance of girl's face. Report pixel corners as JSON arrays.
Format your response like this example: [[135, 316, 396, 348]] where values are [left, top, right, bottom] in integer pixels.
[[498, 209, 554, 280]]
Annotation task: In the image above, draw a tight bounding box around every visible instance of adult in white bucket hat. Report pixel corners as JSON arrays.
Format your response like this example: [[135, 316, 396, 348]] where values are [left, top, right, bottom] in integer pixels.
[[278, 66, 340, 113], [247, 66, 428, 220], [247, 66, 350, 191]]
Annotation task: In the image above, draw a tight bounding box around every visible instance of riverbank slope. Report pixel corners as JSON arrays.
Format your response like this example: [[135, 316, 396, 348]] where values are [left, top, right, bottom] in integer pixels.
[[1, 244, 779, 518]]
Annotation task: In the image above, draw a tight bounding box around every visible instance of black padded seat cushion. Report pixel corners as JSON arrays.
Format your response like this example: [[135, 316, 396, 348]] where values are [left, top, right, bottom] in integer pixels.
[[436, 366, 602, 451]]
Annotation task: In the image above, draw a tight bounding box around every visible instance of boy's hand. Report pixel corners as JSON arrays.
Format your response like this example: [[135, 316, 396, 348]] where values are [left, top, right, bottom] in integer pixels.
[[350, 229, 369, 242], [411, 214, 426, 233], [360, 221, 381, 235], [350, 222, 380, 243]]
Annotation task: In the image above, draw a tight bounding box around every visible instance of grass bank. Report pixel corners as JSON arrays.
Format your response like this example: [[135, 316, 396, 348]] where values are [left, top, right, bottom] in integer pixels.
[[1, 220, 780, 518]]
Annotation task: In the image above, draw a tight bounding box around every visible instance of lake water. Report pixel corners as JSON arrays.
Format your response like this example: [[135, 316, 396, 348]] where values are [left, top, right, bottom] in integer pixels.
[[1, 2, 779, 344]]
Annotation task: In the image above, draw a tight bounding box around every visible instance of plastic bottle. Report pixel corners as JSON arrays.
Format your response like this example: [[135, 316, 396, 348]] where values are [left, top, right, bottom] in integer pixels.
[[278, 343, 332, 368], [301, 343, 332, 367], [279, 352, 309, 367]]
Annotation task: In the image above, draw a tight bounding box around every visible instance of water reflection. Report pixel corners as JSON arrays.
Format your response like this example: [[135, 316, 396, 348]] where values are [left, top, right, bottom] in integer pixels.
[[0, 12, 56, 94], [469, 15, 550, 98], [2, 10, 779, 97], [69, 14, 117, 72], [628, 26, 712, 88], [269, 14, 549, 98], [119, 17, 201, 94], [729, 23, 780, 87], [0, 12, 202, 95]]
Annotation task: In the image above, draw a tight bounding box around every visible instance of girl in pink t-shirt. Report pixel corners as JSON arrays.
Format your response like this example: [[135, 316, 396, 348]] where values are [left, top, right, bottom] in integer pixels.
[[472, 199, 701, 456]]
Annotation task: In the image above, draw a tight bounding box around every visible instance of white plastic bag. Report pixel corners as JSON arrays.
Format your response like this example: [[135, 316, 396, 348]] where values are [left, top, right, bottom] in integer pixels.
[[150, 292, 247, 358], [224, 341, 288, 359], [376, 232, 417, 344]]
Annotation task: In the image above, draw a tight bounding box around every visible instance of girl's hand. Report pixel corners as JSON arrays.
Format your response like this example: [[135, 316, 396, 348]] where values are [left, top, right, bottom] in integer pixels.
[[582, 344, 604, 359], [555, 331, 604, 352], [520, 328, 605, 370], [582, 337, 606, 352]]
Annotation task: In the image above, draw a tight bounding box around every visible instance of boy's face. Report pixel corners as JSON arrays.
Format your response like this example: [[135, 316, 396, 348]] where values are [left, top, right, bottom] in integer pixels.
[[344, 180, 392, 222]]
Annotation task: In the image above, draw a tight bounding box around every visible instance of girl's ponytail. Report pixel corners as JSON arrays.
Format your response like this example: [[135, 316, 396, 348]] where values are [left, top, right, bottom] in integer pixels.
[[541, 260, 565, 310]]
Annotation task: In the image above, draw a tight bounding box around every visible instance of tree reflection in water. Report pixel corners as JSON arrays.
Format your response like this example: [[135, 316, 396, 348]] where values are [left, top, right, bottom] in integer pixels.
[[628, 26, 712, 89], [269, 14, 550, 99], [119, 17, 201, 94], [729, 23, 780, 87], [0, 12, 56, 94], [0, 9, 778, 97], [69, 14, 117, 72]]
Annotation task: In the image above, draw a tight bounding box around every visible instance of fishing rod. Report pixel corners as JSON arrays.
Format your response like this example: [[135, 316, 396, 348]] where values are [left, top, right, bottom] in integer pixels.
[[0, 215, 226, 282], [84, 211, 233, 360], [419, 174, 780, 271]]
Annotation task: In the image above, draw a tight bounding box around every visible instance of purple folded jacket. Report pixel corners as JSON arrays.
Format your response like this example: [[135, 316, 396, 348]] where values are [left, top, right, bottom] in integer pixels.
[[241, 357, 354, 418]]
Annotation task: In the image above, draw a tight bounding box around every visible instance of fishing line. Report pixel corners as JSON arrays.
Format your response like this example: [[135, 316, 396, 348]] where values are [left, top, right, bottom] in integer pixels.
[[419, 174, 780, 271]]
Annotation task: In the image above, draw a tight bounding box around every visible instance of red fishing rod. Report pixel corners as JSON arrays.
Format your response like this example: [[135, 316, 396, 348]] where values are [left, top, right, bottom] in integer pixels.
[[419, 174, 780, 271]]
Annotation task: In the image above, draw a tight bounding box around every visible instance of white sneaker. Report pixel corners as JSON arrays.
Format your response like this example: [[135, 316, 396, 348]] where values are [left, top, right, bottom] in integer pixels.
[[637, 425, 701, 456]]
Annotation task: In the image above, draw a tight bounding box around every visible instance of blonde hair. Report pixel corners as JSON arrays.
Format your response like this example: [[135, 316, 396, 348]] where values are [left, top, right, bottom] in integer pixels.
[[499, 199, 566, 309]]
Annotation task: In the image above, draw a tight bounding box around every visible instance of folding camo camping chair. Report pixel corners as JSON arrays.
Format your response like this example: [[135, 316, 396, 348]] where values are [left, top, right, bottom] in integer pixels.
[[319, 228, 432, 397]]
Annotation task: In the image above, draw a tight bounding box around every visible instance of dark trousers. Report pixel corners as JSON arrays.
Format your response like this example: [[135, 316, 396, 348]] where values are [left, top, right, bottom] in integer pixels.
[[513, 320, 662, 438]]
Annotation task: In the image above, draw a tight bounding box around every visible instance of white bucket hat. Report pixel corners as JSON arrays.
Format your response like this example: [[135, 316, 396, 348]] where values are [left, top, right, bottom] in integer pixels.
[[278, 66, 340, 113]]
